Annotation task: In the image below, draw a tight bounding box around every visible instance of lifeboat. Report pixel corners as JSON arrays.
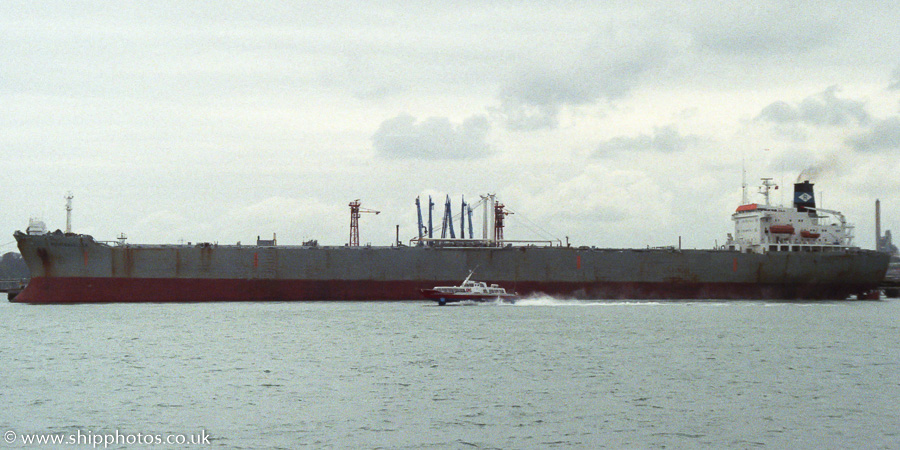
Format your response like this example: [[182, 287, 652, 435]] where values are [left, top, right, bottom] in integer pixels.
[[769, 225, 795, 234], [800, 230, 821, 239]]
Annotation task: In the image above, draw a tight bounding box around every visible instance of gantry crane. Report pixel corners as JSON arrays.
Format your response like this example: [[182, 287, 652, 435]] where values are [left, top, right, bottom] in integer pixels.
[[349, 199, 380, 246]]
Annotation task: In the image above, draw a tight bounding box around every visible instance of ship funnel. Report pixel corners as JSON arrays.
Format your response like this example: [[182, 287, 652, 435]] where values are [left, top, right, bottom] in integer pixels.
[[793, 181, 816, 213]]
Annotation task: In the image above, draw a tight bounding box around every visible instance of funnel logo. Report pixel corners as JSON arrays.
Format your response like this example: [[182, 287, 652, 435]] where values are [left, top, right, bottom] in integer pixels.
[[797, 193, 813, 202]]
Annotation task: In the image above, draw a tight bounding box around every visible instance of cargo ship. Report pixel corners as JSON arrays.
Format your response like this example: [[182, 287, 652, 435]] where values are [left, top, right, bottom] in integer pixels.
[[11, 180, 890, 303]]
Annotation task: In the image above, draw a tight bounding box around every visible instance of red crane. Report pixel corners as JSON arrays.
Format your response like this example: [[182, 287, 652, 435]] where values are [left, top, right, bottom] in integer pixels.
[[494, 200, 512, 244], [349, 199, 380, 246]]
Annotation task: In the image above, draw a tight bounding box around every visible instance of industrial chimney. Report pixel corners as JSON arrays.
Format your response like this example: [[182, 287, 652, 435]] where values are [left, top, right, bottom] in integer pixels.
[[876, 199, 882, 251]]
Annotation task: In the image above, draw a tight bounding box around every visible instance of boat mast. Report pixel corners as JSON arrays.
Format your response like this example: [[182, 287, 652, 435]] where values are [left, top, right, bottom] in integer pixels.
[[462, 268, 477, 285], [759, 178, 776, 206]]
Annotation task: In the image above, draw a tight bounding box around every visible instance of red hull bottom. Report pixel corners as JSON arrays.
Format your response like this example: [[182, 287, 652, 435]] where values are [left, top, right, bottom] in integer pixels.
[[10, 277, 878, 303]]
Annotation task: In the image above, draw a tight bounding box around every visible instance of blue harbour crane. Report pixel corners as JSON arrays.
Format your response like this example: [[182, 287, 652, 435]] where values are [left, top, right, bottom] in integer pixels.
[[441, 195, 456, 239], [415, 196, 426, 246], [460, 196, 467, 239]]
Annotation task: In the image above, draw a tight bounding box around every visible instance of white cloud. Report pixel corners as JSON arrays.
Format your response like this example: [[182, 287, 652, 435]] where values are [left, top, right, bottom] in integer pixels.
[[594, 126, 700, 155], [494, 29, 678, 130], [847, 117, 900, 152], [372, 114, 491, 160], [890, 65, 900, 90], [689, 4, 838, 56], [756, 86, 869, 127]]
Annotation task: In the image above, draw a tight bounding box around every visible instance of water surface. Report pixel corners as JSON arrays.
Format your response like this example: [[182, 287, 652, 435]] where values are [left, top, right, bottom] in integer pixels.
[[1, 298, 898, 448]]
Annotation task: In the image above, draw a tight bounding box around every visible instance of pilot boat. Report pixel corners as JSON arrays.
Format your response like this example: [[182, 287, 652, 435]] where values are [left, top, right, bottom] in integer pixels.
[[420, 270, 519, 305]]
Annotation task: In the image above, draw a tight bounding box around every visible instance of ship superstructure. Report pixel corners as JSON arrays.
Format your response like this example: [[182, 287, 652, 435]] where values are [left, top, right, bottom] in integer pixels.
[[726, 180, 854, 254]]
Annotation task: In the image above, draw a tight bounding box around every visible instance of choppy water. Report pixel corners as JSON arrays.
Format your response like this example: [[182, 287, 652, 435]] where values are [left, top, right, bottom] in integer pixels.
[[1, 298, 899, 448]]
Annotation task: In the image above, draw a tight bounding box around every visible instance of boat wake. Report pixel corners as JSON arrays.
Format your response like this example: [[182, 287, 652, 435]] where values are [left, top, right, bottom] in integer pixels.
[[497, 295, 668, 307]]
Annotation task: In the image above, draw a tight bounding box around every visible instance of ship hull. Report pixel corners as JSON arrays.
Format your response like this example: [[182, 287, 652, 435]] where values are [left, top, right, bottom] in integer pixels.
[[12, 231, 891, 303]]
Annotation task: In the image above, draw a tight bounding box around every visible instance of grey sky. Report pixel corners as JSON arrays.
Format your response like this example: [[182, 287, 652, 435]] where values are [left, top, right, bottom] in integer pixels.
[[2, 1, 899, 251]]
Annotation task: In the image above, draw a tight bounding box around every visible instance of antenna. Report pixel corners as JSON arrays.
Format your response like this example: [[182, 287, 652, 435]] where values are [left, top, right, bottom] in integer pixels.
[[65, 192, 74, 233], [741, 157, 749, 205]]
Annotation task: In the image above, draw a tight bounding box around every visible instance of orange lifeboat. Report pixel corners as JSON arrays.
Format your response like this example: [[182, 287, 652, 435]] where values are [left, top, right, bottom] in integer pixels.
[[769, 225, 795, 234], [800, 230, 820, 239]]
